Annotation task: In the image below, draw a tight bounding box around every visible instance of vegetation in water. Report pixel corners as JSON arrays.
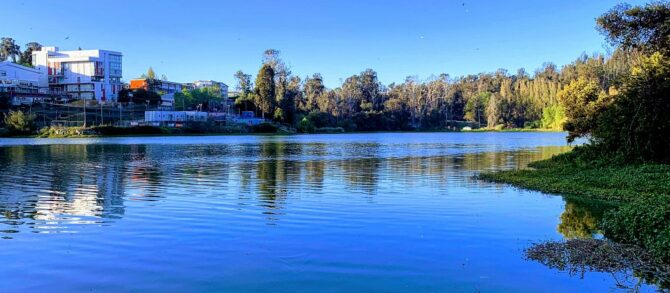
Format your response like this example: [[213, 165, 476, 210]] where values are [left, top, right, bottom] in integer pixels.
[[481, 148, 670, 265], [525, 239, 670, 290]]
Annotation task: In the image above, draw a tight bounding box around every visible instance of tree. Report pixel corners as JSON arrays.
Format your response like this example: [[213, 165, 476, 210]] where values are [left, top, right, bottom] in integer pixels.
[[302, 73, 325, 112], [0, 37, 21, 62], [464, 92, 489, 127], [597, 2, 670, 53], [117, 89, 131, 104], [596, 53, 670, 163], [254, 64, 275, 118], [558, 78, 610, 143], [234, 70, 253, 96], [131, 89, 162, 105], [3, 110, 36, 134], [486, 93, 502, 128], [19, 42, 41, 66], [146, 67, 156, 80]]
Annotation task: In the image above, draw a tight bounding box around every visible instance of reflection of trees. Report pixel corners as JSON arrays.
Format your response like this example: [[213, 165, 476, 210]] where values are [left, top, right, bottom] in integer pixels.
[[255, 142, 299, 215], [460, 146, 573, 172], [0, 141, 579, 234], [338, 158, 380, 194], [558, 202, 600, 239]]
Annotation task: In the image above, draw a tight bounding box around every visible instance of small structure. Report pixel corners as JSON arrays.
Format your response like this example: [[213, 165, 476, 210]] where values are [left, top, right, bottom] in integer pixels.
[[232, 111, 265, 125], [144, 110, 208, 127]]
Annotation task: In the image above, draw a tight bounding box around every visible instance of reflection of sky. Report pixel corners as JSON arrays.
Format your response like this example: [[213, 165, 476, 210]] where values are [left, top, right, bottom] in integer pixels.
[[0, 132, 644, 292]]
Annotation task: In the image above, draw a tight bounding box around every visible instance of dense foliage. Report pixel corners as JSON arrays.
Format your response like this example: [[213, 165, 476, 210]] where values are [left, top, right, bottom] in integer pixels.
[[483, 0, 670, 266], [555, 1, 670, 164], [3, 110, 36, 134], [174, 87, 223, 111], [235, 46, 636, 133]]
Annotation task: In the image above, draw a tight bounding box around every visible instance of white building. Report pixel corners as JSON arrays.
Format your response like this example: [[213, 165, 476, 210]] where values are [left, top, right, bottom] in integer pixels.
[[32, 46, 123, 102], [0, 61, 43, 93], [0, 61, 55, 105], [144, 110, 208, 127], [192, 80, 228, 98]]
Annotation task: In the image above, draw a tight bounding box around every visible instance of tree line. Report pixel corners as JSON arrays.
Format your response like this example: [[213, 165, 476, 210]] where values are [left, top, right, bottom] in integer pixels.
[[233, 38, 634, 133]]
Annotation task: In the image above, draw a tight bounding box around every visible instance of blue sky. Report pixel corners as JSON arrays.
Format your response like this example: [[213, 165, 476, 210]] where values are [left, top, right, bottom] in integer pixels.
[[1, 0, 646, 88]]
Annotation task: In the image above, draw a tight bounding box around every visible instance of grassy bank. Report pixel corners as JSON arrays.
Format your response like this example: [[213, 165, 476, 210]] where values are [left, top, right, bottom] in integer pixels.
[[479, 148, 670, 263], [479, 152, 670, 202]]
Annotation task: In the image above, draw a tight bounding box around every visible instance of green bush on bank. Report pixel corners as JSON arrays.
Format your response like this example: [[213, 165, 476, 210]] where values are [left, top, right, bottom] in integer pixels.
[[479, 146, 670, 264]]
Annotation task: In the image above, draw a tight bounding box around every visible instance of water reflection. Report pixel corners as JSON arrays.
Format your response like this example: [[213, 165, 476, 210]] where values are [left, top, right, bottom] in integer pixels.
[[5, 134, 651, 291], [0, 141, 579, 235], [557, 198, 612, 239]]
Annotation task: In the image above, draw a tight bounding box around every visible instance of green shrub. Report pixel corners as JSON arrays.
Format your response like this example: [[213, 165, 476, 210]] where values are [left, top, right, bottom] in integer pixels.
[[297, 117, 315, 133], [3, 110, 36, 135]]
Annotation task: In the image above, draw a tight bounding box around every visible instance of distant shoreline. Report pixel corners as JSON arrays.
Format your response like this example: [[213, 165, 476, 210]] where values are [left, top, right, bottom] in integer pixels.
[[0, 128, 566, 139]]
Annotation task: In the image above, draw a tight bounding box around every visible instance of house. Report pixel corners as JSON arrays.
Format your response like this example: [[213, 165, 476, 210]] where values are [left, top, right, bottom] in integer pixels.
[[32, 46, 123, 102]]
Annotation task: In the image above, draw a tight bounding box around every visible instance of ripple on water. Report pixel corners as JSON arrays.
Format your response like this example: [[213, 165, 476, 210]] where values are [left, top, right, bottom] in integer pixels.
[[0, 132, 656, 292]]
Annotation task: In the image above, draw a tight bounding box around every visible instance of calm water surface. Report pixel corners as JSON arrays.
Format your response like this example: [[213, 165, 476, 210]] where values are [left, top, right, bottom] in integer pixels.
[[0, 132, 653, 292]]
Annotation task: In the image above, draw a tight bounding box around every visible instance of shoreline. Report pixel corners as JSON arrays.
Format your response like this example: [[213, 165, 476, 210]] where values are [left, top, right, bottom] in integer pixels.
[[478, 150, 670, 266], [0, 127, 566, 139]]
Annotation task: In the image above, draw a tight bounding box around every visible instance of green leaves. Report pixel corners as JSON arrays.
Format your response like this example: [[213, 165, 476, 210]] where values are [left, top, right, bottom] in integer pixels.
[[3, 110, 36, 134]]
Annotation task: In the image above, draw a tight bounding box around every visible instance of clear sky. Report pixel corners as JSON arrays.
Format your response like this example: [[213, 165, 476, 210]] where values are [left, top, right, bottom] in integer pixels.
[[1, 0, 647, 88]]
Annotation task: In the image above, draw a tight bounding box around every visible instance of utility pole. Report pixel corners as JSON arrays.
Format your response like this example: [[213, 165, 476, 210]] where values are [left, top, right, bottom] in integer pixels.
[[83, 98, 87, 128]]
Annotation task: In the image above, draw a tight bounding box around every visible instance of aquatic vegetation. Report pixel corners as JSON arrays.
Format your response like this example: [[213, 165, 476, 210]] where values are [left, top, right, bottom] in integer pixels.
[[525, 239, 670, 290], [481, 148, 670, 266]]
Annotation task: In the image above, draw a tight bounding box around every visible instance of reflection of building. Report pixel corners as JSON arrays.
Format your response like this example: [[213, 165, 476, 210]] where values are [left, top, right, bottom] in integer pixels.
[[32, 46, 123, 102]]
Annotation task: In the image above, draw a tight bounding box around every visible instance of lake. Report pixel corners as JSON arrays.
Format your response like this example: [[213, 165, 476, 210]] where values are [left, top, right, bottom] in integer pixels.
[[0, 132, 653, 292]]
